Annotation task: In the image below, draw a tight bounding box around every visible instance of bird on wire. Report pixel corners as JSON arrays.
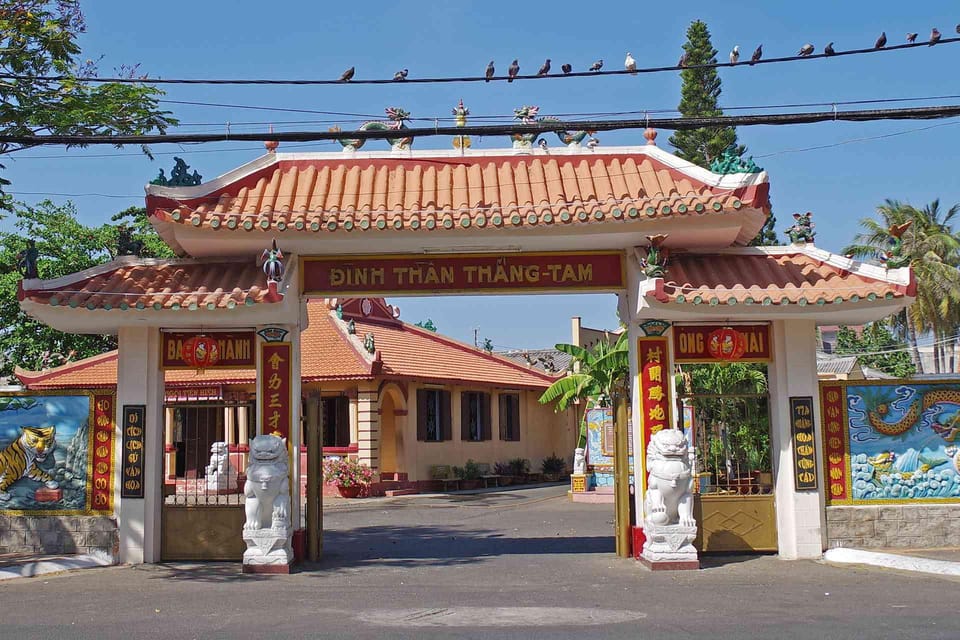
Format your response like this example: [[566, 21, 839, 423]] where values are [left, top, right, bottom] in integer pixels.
[[508, 59, 520, 82], [678, 51, 689, 67], [750, 44, 762, 64], [338, 66, 355, 82], [537, 59, 551, 76], [561, 63, 572, 74], [906, 32, 918, 43], [729, 45, 739, 64], [956, 24, 960, 34], [624, 52, 637, 74], [393, 69, 408, 81], [485, 61, 495, 82], [798, 43, 814, 56], [929, 28, 941, 45], [589, 59, 603, 72], [874, 32, 887, 48]]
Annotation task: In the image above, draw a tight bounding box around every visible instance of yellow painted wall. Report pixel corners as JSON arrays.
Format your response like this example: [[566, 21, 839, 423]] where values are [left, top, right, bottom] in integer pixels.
[[399, 383, 578, 482]]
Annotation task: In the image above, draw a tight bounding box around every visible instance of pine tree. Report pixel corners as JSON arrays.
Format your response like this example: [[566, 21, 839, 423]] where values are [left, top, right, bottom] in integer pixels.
[[749, 202, 779, 246], [669, 20, 743, 167]]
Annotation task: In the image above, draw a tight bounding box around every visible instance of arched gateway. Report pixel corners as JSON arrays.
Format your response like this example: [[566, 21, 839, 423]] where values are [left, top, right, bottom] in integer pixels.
[[17, 129, 913, 569]]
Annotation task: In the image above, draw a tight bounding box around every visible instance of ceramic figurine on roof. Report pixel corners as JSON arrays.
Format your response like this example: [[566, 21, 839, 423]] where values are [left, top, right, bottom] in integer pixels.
[[333, 107, 413, 152], [363, 333, 375, 354], [16, 239, 39, 279], [116, 225, 143, 257], [709, 143, 762, 174], [538, 116, 590, 148], [150, 157, 202, 187], [786, 212, 816, 244], [452, 99, 471, 149], [640, 234, 670, 278], [260, 239, 284, 283], [511, 105, 541, 149]]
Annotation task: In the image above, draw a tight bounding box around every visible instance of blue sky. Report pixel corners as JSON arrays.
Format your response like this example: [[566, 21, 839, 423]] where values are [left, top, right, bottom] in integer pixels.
[[4, 1, 960, 350]]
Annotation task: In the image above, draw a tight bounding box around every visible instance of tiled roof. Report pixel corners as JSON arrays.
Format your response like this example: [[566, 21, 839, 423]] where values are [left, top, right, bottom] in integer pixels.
[[18, 300, 557, 391], [497, 348, 573, 375], [18, 257, 283, 311], [146, 147, 769, 238], [652, 247, 914, 307]]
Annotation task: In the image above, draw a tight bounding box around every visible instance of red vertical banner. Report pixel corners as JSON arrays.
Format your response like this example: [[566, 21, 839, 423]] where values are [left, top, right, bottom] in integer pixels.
[[820, 383, 849, 504], [91, 394, 115, 513], [637, 337, 673, 484], [259, 342, 292, 440]]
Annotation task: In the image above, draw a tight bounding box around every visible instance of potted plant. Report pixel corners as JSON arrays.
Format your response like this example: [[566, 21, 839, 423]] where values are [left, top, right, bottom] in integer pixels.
[[493, 461, 514, 486], [453, 459, 482, 490], [323, 457, 374, 498], [507, 457, 530, 484], [541, 453, 567, 482]]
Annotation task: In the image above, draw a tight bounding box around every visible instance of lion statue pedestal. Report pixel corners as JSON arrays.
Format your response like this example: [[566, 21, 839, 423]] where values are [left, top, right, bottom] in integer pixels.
[[640, 428, 699, 570], [205, 442, 239, 494], [241, 434, 293, 573]]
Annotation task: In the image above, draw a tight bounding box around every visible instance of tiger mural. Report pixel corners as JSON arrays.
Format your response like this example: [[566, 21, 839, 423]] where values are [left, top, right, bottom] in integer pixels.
[[0, 426, 58, 502]]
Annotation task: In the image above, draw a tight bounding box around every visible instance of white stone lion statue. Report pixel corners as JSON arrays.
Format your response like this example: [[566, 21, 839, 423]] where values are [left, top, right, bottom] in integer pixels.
[[243, 435, 290, 530], [573, 447, 586, 475], [205, 441, 239, 492], [644, 428, 695, 527]]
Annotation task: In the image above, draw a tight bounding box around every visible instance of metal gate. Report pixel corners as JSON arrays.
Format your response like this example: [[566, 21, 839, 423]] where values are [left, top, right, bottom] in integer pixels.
[[679, 391, 778, 553], [161, 396, 253, 561]]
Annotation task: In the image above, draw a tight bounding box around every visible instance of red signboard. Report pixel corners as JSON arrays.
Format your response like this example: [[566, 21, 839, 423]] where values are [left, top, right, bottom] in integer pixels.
[[672, 324, 772, 363], [820, 383, 849, 503], [259, 342, 292, 440], [637, 337, 673, 484], [301, 251, 625, 296], [91, 394, 115, 513], [162, 332, 256, 369]]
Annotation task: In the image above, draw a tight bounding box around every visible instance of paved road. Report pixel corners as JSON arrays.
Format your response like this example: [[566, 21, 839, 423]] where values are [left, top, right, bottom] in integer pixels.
[[1, 485, 957, 639]]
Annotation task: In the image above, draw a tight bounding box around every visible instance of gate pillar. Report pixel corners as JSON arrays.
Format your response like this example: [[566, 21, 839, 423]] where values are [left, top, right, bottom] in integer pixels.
[[115, 326, 165, 564], [768, 319, 826, 558]]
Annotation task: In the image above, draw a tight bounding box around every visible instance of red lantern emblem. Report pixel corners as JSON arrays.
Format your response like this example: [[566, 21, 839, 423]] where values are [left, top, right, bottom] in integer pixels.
[[707, 327, 746, 361], [181, 335, 220, 372]]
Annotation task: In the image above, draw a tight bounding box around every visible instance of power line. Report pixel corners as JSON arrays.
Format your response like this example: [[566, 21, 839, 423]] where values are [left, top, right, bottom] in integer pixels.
[[3, 37, 957, 86], [3, 104, 960, 147]]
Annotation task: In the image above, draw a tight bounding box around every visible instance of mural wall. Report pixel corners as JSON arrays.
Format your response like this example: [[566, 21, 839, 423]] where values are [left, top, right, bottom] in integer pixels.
[[821, 381, 960, 504], [0, 393, 115, 515], [585, 407, 633, 489]]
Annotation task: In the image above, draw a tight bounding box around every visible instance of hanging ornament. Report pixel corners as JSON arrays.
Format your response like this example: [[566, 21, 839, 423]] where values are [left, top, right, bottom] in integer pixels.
[[706, 327, 746, 362], [181, 334, 221, 372]]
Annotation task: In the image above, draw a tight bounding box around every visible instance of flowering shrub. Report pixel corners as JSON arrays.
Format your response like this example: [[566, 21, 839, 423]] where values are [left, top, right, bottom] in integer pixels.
[[323, 457, 374, 487]]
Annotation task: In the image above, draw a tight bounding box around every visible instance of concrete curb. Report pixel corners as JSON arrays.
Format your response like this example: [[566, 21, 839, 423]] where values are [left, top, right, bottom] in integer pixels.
[[823, 548, 960, 577], [0, 550, 115, 581]]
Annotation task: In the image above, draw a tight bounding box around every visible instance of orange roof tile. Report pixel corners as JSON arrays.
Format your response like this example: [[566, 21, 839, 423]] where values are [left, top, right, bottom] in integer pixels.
[[18, 257, 283, 312], [18, 300, 556, 391], [146, 149, 769, 238], [653, 248, 914, 306]]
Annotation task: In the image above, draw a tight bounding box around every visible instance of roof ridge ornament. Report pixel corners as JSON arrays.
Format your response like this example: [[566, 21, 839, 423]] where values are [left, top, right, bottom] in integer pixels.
[[331, 107, 413, 153], [259, 239, 285, 302], [640, 234, 670, 278], [785, 212, 816, 244], [452, 99, 471, 150], [709, 143, 762, 174], [150, 157, 202, 187]]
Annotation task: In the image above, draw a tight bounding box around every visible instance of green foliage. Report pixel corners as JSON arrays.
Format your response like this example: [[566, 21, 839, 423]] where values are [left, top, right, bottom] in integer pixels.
[[0, 199, 172, 376], [668, 20, 742, 168], [540, 453, 566, 474], [749, 206, 779, 246], [414, 318, 437, 332], [453, 459, 482, 481], [0, 1, 177, 208], [835, 324, 915, 378], [507, 457, 530, 476]]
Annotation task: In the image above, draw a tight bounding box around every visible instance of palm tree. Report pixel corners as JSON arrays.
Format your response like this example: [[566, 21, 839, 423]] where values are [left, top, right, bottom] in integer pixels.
[[843, 198, 960, 374], [539, 332, 630, 447]]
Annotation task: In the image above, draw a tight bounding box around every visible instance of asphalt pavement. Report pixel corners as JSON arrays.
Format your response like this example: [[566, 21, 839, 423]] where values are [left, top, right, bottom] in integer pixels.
[[1, 484, 958, 640]]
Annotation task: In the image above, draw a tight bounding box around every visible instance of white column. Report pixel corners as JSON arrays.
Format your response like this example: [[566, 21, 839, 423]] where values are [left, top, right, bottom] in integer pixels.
[[768, 319, 826, 559], [115, 326, 165, 564], [237, 404, 249, 469], [164, 407, 174, 479], [224, 406, 235, 446]]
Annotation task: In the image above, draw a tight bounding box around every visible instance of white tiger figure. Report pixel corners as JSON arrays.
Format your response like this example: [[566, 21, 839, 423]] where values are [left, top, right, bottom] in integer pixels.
[[0, 426, 58, 502]]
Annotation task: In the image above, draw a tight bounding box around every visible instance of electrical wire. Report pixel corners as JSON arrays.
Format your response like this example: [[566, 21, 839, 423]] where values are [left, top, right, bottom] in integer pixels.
[[2, 37, 957, 86]]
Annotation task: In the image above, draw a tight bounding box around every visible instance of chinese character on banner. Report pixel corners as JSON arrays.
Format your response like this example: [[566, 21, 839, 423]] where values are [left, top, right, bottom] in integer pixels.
[[90, 394, 116, 512], [819, 384, 848, 503], [638, 337, 673, 482], [259, 342, 292, 439]]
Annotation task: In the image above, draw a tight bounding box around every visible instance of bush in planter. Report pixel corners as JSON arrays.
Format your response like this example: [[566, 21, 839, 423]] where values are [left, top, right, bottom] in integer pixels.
[[493, 461, 514, 485], [323, 457, 374, 491], [453, 459, 482, 483], [507, 457, 530, 480], [541, 453, 567, 481]]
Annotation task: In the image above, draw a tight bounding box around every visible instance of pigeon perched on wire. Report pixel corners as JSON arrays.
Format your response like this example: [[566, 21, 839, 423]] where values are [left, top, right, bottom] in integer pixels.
[[339, 66, 355, 82], [678, 51, 689, 67], [956, 24, 960, 34], [589, 59, 603, 72], [624, 52, 637, 74], [874, 32, 887, 48], [824, 42, 835, 56], [537, 59, 551, 76], [393, 69, 408, 81], [929, 28, 941, 45], [750, 44, 762, 64], [485, 61, 495, 82], [729, 45, 739, 64], [561, 63, 572, 74], [798, 43, 814, 56], [906, 32, 918, 43], [508, 59, 520, 82]]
